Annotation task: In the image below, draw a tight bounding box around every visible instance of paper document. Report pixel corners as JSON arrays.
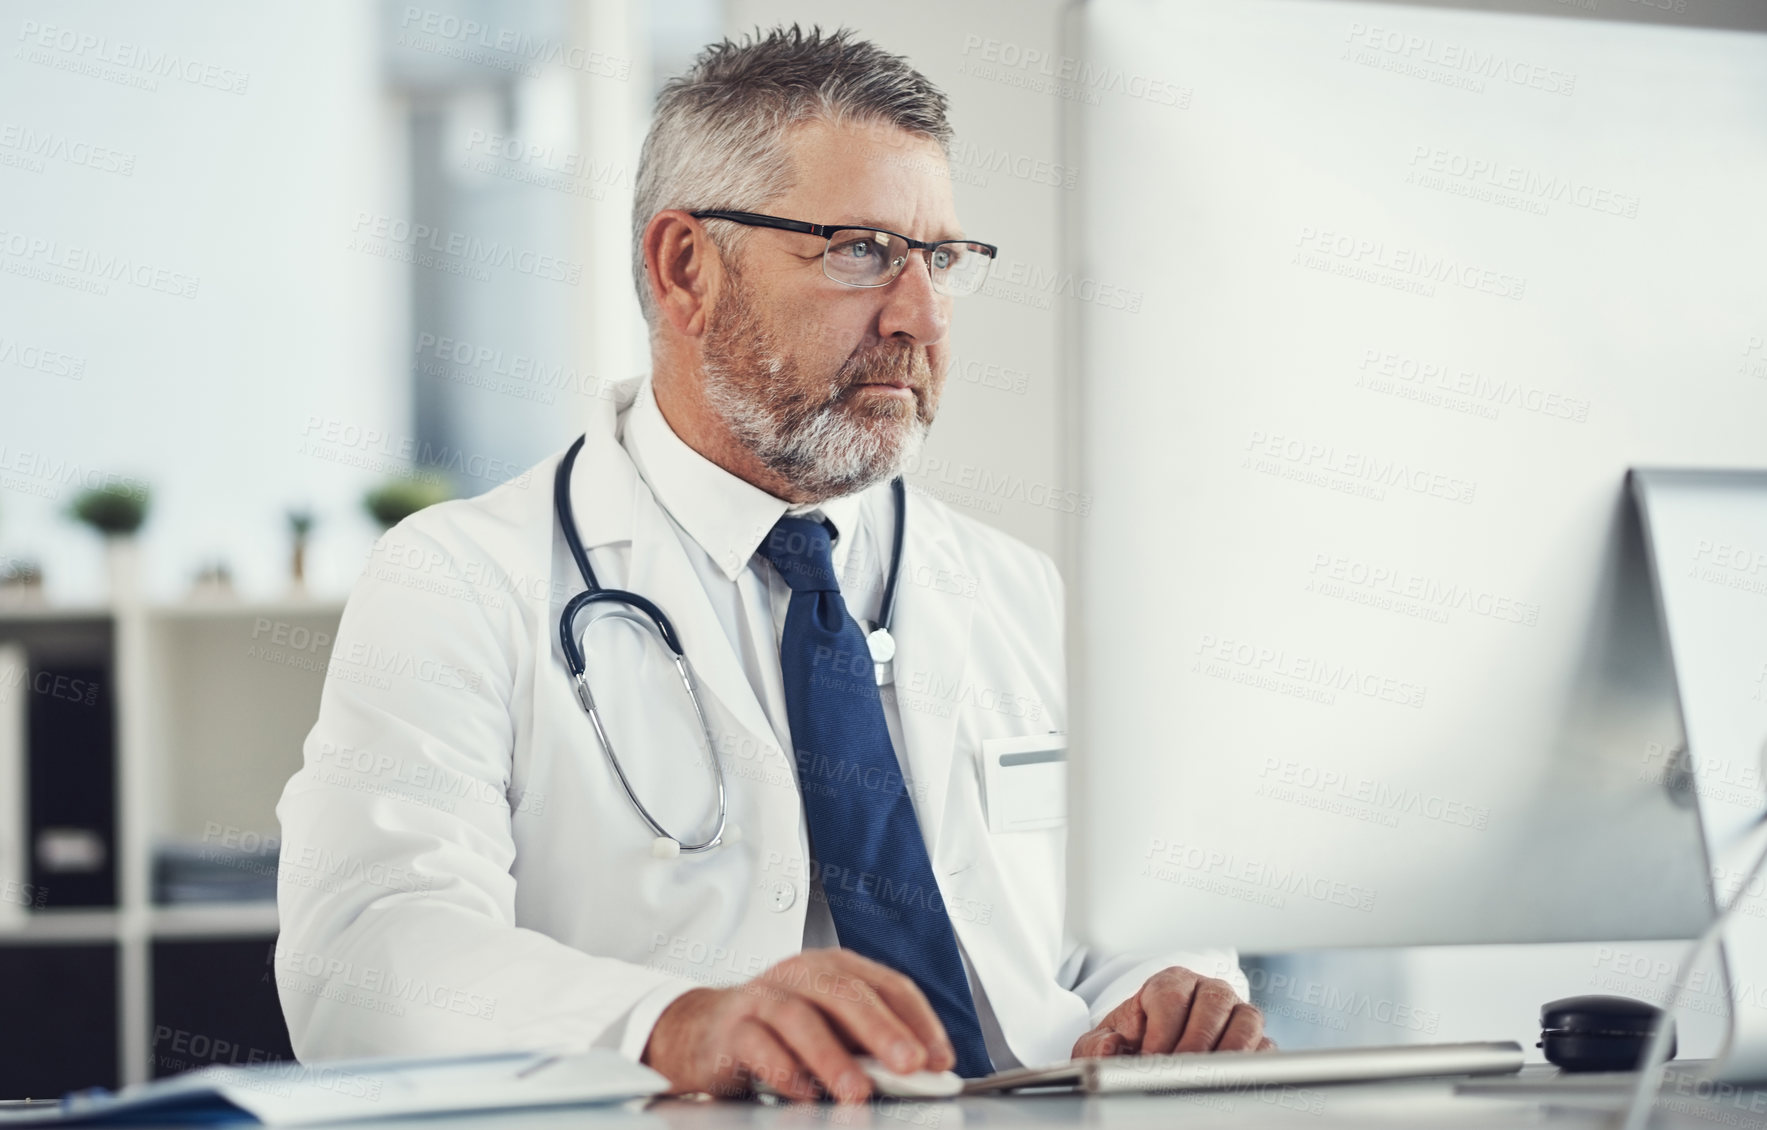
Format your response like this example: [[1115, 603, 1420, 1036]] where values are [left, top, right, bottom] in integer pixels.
[[0, 1050, 668, 1125]]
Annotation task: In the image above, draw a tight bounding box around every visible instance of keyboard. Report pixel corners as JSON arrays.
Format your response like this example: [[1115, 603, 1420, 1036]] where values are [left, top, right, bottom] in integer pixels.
[[961, 1040, 1525, 1095]]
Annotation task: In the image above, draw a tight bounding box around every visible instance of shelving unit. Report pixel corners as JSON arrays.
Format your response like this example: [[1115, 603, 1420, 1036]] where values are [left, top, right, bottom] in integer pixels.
[[0, 593, 342, 1090]]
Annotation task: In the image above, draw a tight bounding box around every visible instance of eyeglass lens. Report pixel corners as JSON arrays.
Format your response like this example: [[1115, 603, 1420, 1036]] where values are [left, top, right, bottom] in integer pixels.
[[823, 230, 993, 296]]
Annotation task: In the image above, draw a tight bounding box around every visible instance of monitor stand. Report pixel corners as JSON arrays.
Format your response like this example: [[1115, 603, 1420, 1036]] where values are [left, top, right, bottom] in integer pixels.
[[1631, 469, 1767, 1084]]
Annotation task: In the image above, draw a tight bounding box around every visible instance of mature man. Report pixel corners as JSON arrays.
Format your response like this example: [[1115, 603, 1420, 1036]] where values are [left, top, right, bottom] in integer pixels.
[[276, 26, 1266, 1103]]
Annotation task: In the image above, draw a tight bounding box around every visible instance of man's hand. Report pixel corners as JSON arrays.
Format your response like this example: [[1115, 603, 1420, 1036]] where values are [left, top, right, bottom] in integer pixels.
[[1071, 966, 1274, 1058], [642, 949, 955, 1103]]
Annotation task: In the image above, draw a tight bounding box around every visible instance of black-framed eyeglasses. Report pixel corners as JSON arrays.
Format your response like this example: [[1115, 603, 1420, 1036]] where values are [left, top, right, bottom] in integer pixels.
[[689, 210, 998, 297]]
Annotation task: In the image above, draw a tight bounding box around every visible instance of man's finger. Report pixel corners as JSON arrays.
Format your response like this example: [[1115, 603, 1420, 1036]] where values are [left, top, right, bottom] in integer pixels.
[[1099, 992, 1149, 1049], [1071, 1025, 1131, 1059], [727, 1017, 817, 1102], [1174, 979, 1241, 1053], [758, 995, 871, 1104], [1216, 1003, 1266, 1051], [1257, 1036, 1277, 1052], [823, 950, 952, 1072], [1138, 971, 1199, 1055]]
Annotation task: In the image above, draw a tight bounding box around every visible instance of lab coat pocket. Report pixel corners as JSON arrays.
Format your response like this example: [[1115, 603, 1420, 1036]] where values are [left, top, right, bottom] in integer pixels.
[[977, 734, 1067, 834]]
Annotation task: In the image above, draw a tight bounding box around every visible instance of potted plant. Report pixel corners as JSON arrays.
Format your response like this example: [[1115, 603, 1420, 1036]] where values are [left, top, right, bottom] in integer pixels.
[[0, 556, 45, 607], [363, 476, 452, 530], [287, 508, 316, 594], [67, 481, 151, 603], [189, 559, 235, 601]]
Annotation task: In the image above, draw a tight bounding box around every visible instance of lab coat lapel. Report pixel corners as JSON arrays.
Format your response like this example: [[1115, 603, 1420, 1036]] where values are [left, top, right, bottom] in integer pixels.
[[624, 476, 780, 746], [563, 382, 780, 755], [559, 390, 636, 553], [887, 491, 975, 862]]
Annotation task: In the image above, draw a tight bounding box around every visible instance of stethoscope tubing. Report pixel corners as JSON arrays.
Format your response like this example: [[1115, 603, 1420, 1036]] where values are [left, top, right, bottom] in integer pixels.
[[552, 433, 905, 855]]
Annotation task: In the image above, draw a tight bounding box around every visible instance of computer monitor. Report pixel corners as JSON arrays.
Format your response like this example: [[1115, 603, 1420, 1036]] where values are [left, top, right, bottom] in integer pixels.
[[1062, 0, 1767, 1073]]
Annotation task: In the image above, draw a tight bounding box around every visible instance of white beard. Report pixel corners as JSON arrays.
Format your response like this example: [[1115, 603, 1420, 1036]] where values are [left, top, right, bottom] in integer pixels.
[[702, 340, 927, 501]]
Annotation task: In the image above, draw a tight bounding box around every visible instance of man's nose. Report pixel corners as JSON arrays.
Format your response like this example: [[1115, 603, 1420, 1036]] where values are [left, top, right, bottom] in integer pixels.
[[876, 248, 951, 346]]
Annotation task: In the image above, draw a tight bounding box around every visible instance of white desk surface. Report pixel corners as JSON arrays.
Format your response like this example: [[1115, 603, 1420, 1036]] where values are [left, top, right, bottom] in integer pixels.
[[242, 1067, 1767, 1130]]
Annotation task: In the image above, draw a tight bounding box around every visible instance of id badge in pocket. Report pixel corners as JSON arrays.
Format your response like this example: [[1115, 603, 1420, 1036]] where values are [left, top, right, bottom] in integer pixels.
[[978, 734, 1067, 833]]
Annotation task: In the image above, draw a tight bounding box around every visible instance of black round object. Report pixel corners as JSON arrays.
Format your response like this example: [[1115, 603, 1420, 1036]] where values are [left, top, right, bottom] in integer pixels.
[[1538, 995, 1676, 1072]]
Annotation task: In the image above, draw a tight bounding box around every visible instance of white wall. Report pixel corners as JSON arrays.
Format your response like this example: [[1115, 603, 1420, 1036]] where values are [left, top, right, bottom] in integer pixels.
[[1, 2, 409, 602], [725, 0, 1073, 562]]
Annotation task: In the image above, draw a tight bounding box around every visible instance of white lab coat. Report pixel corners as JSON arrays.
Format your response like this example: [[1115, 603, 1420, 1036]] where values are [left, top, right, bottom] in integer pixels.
[[274, 374, 1245, 1070]]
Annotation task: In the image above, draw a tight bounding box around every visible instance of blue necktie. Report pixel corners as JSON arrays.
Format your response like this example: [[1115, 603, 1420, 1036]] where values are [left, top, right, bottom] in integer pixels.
[[759, 515, 993, 1078]]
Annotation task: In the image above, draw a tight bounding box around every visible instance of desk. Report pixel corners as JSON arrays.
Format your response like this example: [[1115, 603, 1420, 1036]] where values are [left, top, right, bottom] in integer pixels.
[[262, 1068, 1767, 1130], [642, 1084, 1561, 1129]]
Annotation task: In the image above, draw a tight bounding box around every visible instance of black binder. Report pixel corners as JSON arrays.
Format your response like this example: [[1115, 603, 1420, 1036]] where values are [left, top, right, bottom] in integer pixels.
[[26, 661, 116, 908]]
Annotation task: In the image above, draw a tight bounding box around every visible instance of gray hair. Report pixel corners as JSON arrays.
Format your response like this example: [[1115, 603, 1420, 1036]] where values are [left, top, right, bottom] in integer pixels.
[[630, 25, 953, 331]]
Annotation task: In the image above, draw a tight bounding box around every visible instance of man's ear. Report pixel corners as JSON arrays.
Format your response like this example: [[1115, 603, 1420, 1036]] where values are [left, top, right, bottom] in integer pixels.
[[644, 209, 720, 339]]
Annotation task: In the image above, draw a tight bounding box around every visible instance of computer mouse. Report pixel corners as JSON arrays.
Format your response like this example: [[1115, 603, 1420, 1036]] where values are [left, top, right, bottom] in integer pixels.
[[1539, 994, 1676, 1072], [853, 1056, 964, 1099], [749, 1056, 964, 1102]]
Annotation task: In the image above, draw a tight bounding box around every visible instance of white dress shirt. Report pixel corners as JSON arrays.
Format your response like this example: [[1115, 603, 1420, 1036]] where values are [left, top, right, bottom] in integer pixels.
[[616, 377, 1020, 1070]]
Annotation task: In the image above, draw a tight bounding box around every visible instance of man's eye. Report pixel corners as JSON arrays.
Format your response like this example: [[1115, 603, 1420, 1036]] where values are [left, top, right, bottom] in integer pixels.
[[932, 248, 953, 270], [840, 240, 874, 259]]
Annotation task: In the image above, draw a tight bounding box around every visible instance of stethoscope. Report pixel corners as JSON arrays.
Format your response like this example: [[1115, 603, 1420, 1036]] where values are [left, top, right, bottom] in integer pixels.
[[553, 434, 908, 858]]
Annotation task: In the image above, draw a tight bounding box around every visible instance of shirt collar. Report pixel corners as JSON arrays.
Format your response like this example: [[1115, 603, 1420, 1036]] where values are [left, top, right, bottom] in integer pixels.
[[622, 378, 864, 582]]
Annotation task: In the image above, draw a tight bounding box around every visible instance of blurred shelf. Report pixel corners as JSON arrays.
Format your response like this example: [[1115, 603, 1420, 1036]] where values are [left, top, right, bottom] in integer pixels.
[[0, 903, 281, 943], [2, 594, 337, 1083], [146, 598, 345, 622], [0, 603, 113, 625], [0, 599, 346, 626], [149, 902, 280, 938], [0, 908, 119, 942]]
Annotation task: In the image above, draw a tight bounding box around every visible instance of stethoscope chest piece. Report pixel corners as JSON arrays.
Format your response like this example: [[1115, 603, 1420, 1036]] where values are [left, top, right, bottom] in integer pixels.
[[866, 626, 896, 686], [866, 627, 896, 663]]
